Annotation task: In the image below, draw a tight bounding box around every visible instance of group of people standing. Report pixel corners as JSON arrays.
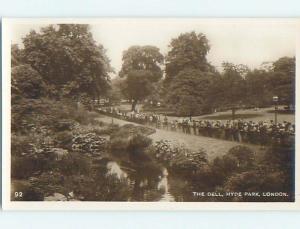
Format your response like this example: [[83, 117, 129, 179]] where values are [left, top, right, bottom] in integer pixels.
[[98, 107, 295, 147]]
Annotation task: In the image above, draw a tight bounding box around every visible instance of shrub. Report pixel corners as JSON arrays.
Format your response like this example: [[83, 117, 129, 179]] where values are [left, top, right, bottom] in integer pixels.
[[54, 131, 73, 149], [227, 145, 255, 169], [73, 173, 131, 201], [12, 64, 46, 99], [171, 148, 208, 172], [127, 134, 152, 153], [92, 124, 119, 136], [58, 152, 91, 176], [72, 132, 107, 154], [11, 134, 37, 157], [11, 156, 36, 179], [154, 140, 208, 172], [110, 136, 130, 152], [211, 145, 255, 181], [53, 119, 76, 132], [224, 170, 262, 193], [28, 171, 69, 198]]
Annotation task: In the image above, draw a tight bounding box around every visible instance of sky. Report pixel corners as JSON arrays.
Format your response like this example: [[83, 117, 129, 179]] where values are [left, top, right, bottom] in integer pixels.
[[10, 19, 297, 77]]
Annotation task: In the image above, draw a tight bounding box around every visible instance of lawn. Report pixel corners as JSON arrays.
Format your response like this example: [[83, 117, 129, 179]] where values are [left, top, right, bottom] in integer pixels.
[[196, 107, 295, 123], [201, 113, 263, 120]]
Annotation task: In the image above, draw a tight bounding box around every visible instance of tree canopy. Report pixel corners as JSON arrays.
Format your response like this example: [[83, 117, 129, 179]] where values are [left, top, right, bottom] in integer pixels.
[[164, 31, 212, 85], [165, 68, 214, 117], [18, 24, 112, 100], [12, 64, 46, 100], [270, 57, 295, 106], [119, 45, 164, 82], [119, 45, 164, 111]]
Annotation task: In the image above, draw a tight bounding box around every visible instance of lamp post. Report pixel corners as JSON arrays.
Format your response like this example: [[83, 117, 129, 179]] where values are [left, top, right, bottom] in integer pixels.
[[273, 96, 279, 125]]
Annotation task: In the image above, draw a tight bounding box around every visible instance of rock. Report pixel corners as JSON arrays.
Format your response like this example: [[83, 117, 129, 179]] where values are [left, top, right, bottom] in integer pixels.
[[52, 148, 69, 160]]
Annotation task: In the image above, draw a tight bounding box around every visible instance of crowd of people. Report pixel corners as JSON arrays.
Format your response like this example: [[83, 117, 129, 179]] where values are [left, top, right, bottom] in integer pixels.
[[97, 107, 295, 147]]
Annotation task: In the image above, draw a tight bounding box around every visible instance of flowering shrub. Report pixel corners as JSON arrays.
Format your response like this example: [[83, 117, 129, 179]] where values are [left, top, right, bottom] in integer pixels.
[[154, 140, 208, 171], [72, 132, 108, 155]]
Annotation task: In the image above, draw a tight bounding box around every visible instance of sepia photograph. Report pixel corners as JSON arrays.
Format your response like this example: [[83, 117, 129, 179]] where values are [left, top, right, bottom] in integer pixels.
[[2, 18, 299, 210]]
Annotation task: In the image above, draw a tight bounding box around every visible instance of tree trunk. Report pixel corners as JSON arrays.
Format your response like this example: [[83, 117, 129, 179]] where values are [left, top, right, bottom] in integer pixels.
[[131, 100, 137, 112]]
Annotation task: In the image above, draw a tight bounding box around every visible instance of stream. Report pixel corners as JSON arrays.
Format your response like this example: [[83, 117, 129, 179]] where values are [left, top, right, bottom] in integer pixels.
[[106, 161, 177, 201]]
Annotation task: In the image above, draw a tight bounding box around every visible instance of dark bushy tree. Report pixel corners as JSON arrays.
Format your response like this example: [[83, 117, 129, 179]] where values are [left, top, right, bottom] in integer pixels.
[[165, 31, 212, 85], [244, 69, 273, 107], [21, 24, 112, 100], [119, 45, 164, 111], [12, 64, 45, 100], [212, 62, 249, 119], [165, 68, 214, 117], [270, 56, 295, 107]]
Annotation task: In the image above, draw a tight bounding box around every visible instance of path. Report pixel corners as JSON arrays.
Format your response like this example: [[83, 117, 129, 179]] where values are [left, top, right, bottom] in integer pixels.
[[96, 115, 263, 161]]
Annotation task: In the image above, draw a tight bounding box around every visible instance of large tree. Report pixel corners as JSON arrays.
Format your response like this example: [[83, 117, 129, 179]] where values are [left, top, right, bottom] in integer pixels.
[[244, 69, 273, 107], [12, 64, 46, 100], [215, 63, 249, 119], [11, 44, 24, 67], [21, 24, 112, 100], [270, 56, 295, 107], [119, 45, 164, 111], [165, 68, 214, 118], [164, 31, 211, 85]]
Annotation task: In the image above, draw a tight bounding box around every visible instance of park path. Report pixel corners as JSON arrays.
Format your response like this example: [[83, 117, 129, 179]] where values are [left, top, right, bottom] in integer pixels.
[[96, 115, 262, 161]]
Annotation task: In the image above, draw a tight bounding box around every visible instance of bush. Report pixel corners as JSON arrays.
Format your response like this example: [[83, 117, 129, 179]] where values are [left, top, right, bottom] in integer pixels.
[[73, 173, 131, 201], [72, 132, 107, 154], [154, 140, 208, 173], [54, 131, 73, 149], [11, 134, 37, 157], [28, 171, 69, 198], [11, 156, 36, 179], [127, 134, 152, 153], [67, 106, 99, 125], [92, 124, 119, 136], [12, 64, 46, 99], [58, 152, 91, 176], [53, 119, 76, 132], [171, 149, 208, 172], [227, 145, 255, 169], [210, 146, 255, 186]]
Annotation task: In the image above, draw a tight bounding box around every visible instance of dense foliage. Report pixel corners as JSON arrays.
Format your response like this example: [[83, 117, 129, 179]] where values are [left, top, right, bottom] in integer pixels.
[[119, 45, 164, 111], [14, 24, 112, 100]]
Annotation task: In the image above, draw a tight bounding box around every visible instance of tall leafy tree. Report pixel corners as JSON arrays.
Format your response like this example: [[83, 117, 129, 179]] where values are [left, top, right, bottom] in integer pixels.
[[164, 31, 211, 85], [119, 45, 164, 111], [244, 69, 273, 107], [216, 63, 249, 119], [12, 64, 46, 100], [21, 24, 113, 100], [165, 68, 214, 118], [270, 57, 295, 106], [11, 44, 24, 67]]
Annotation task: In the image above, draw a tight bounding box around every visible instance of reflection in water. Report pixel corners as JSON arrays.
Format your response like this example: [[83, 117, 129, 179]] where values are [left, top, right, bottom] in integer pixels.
[[106, 161, 128, 179], [157, 168, 175, 202], [106, 161, 177, 201]]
